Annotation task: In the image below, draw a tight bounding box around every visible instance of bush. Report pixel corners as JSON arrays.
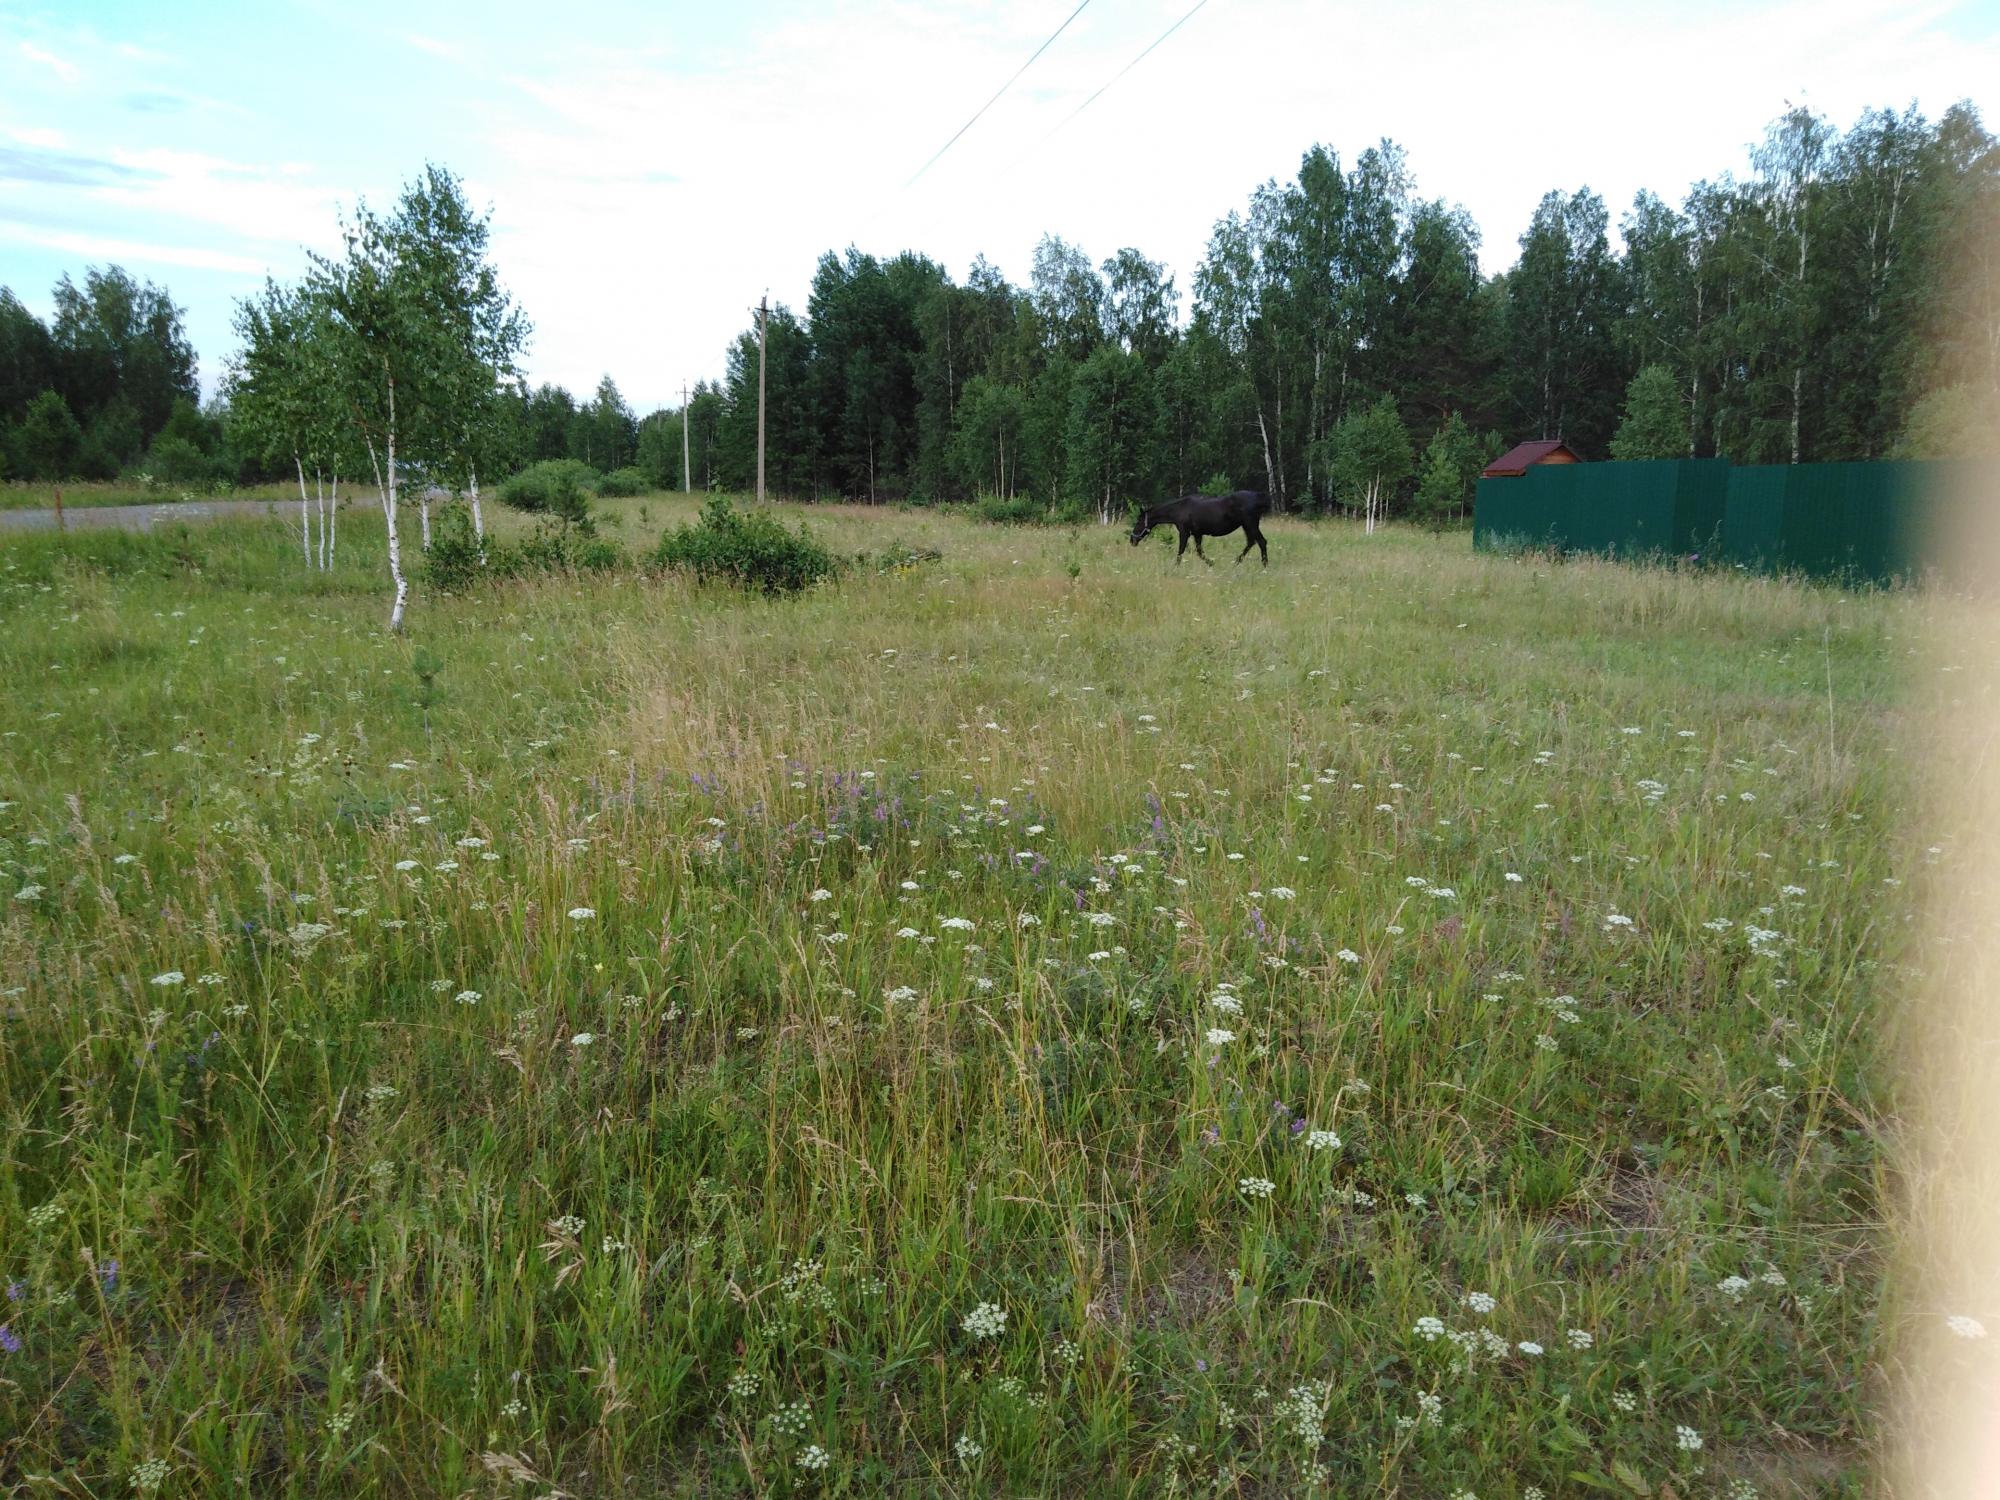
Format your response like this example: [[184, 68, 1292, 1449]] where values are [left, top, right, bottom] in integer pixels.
[[597, 466, 649, 498], [488, 523, 624, 579], [654, 496, 838, 595], [973, 493, 1049, 526], [867, 540, 944, 573], [424, 505, 485, 594], [141, 434, 219, 486], [497, 459, 599, 515]]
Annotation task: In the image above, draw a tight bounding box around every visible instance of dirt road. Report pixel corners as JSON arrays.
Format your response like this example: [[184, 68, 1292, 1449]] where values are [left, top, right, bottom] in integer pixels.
[[0, 498, 308, 534]]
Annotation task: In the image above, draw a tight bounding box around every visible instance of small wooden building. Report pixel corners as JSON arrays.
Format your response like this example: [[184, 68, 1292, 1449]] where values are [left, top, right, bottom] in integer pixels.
[[1481, 439, 1581, 478]]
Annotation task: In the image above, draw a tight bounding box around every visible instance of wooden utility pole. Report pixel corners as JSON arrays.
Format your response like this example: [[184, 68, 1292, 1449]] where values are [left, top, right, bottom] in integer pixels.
[[53, 486, 66, 534], [681, 381, 691, 493], [755, 295, 768, 504]]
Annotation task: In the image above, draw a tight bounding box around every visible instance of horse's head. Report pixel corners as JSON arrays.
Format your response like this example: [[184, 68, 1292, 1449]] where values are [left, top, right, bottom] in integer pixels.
[[1128, 507, 1154, 546]]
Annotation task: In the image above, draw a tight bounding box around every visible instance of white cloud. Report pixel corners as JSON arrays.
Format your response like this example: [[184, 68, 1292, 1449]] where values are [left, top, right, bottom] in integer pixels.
[[5, 0, 1995, 410], [443, 0, 2000, 409], [19, 41, 78, 83], [0, 221, 266, 274], [403, 33, 466, 64], [85, 148, 353, 252]]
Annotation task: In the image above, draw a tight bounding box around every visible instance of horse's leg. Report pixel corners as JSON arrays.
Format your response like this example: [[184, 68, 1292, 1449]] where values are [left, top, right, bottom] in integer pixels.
[[1236, 527, 1254, 563], [1254, 524, 1268, 566], [1195, 534, 1212, 565], [1175, 528, 1189, 562]]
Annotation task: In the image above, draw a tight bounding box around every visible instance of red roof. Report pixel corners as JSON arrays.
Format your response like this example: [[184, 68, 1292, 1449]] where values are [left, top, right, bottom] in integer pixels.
[[1482, 439, 1580, 477]]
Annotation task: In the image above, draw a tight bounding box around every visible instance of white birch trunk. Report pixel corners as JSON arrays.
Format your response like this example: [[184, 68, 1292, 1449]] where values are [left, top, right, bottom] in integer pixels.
[[296, 455, 312, 568], [1256, 407, 1277, 510], [369, 374, 409, 633], [327, 473, 337, 570], [418, 490, 432, 551], [1791, 225, 1808, 464], [469, 466, 484, 543]]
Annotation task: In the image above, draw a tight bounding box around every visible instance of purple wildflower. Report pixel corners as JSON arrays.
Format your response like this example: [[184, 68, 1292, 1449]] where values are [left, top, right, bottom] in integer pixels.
[[100, 1259, 120, 1292], [0, 1324, 19, 1354]]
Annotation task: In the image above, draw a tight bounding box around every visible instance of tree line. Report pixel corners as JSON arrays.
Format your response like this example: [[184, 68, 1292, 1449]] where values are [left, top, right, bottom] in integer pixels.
[[4, 98, 1994, 527], [639, 98, 1993, 518], [0, 269, 212, 484]]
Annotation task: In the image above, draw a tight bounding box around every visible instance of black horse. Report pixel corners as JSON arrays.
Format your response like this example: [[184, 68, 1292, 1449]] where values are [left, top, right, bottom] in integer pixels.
[[1129, 490, 1270, 566]]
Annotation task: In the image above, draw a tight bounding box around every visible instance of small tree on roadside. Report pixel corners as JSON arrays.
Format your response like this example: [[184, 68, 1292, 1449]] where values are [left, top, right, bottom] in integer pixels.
[[311, 198, 425, 630], [229, 280, 355, 569], [1610, 365, 1691, 460], [1412, 412, 1484, 530], [408, 180, 529, 545], [308, 164, 526, 631], [1325, 394, 1413, 532], [15, 390, 83, 479]]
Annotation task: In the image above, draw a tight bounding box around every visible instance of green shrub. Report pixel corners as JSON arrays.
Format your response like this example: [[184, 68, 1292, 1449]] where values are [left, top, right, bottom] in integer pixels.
[[867, 539, 944, 573], [973, 493, 1048, 526], [487, 523, 624, 579], [597, 466, 649, 498], [497, 459, 599, 515], [142, 435, 220, 486], [654, 496, 838, 595], [423, 504, 485, 594]]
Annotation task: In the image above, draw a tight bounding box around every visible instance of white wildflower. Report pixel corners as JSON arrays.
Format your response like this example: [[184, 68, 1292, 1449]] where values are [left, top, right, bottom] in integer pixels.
[[962, 1302, 1007, 1340]]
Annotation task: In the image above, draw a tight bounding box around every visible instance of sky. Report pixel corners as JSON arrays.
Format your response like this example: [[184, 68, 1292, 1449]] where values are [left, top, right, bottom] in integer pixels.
[[4, 0, 1998, 414]]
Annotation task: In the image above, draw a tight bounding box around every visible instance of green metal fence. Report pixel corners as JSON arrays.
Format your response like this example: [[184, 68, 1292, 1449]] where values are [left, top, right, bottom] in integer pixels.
[[1475, 458, 1993, 584]]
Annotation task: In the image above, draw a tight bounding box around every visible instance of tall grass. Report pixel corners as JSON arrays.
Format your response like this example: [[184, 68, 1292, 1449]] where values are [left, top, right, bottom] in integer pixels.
[[0, 502, 1940, 1495]]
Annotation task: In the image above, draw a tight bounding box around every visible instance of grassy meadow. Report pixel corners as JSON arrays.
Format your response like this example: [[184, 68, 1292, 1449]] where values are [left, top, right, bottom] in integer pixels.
[[0, 494, 1950, 1495]]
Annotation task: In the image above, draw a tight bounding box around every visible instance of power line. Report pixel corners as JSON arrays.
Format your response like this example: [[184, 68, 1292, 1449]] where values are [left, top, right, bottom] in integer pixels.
[[1042, 0, 1212, 143], [905, 0, 1093, 188]]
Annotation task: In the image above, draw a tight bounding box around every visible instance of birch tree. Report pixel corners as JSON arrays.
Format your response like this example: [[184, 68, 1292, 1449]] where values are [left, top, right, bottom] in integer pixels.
[[309, 165, 526, 628], [1751, 106, 1834, 464], [310, 199, 426, 630], [1324, 394, 1412, 532], [388, 166, 528, 550], [227, 280, 350, 569]]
